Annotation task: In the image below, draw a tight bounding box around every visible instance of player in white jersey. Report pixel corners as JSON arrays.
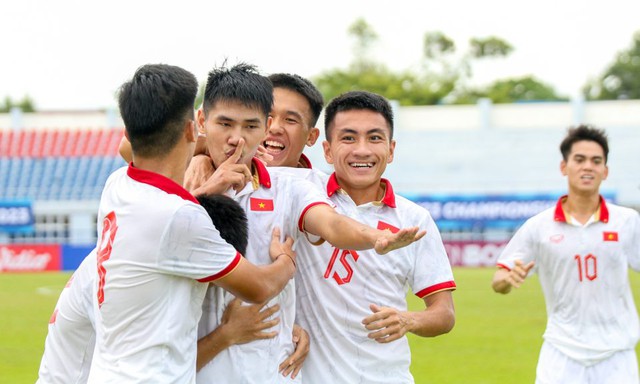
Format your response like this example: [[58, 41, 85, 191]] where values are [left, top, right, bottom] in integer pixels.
[[36, 194, 249, 384], [37, 250, 96, 384], [285, 91, 455, 384], [186, 64, 425, 384], [493, 125, 640, 383], [88, 64, 298, 383]]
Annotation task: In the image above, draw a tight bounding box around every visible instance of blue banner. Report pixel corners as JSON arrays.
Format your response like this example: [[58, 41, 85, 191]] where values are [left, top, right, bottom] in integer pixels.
[[0, 200, 35, 233], [405, 192, 616, 230], [61, 244, 95, 271]]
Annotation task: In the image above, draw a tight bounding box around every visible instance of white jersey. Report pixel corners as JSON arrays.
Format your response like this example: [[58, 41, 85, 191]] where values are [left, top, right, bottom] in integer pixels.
[[37, 250, 96, 384], [88, 165, 241, 383], [497, 196, 640, 365], [294, 170, 456, 384], [197, 160, 332, 384]]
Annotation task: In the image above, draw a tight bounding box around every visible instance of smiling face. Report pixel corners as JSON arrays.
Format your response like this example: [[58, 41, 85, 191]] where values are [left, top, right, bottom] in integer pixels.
[[198, 100, 270, 168], [560, 140, 608, 197], [263, 87, 319, 167], [322, 109, 395, 203]]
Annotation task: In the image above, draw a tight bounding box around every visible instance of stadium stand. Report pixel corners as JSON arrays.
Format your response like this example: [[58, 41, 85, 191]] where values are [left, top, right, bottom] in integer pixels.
[[0, 128, 125, 201]]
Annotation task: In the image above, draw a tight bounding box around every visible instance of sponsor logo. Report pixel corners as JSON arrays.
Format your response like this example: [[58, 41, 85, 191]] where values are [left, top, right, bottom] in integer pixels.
[[550, 234, 564, 243], [0, 245, 60, 272]]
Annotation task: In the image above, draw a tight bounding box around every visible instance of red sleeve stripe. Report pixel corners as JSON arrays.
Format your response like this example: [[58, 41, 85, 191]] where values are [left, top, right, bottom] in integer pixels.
[[197, 252, 242, 283], [415, 281, 457, 298], [298, 202, 332, 232], [497, 263, 511, 272]]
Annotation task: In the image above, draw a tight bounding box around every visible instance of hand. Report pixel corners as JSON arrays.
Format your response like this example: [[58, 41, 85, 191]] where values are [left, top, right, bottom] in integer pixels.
[[362, 304, 412, 343], [255, 144, 274, 165], [278, 324, 309, 379], [374, 227, 426, 255], [269, 227, 296, 268], [505, 259, 535, 289], [193, 139, 252, 195], [184, 154, 215, 193], [220, 298, 280, 346]]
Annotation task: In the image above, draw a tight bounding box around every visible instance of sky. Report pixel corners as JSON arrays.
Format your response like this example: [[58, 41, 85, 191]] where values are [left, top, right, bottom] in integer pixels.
[[1, 0, 639, 110]]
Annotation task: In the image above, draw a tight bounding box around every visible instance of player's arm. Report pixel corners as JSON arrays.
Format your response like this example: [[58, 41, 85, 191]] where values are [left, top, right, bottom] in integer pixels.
[[302, 204, 426, 255], [213, 227, 296, 304], [491, 260, 535, 294], [362, 290, 455, 343], [197, 299, 280, 371]]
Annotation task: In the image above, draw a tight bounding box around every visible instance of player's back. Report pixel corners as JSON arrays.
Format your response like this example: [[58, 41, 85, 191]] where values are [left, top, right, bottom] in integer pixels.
[[90, 166, 238, 383]]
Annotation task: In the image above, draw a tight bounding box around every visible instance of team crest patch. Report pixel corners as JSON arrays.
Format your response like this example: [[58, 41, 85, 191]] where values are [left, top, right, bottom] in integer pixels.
[[250, 198, 274, 211], [603, 231, 618, 242], [377, 221, 399, 234], [550, 234, 564, 243]]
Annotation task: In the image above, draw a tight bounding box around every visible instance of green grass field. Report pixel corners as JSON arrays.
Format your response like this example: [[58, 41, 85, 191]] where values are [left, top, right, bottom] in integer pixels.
[[2, 268, 639, 383]]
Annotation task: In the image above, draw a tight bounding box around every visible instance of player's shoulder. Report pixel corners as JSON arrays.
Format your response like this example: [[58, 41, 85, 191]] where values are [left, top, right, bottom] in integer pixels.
[[268, 166, 328, 186], [394, 195, 434, 222]]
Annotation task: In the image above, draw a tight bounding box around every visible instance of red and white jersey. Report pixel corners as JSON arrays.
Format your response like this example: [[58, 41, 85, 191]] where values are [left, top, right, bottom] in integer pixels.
[[294, 171, 456, 384], [497, 196, 640, 365], [37, 250, 96, 384], [197, 160, 332, 384], [88, 165, 241, 383]]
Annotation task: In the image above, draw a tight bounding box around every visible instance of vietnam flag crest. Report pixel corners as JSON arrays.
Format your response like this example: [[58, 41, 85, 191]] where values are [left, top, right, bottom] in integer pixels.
[[377, 221, 399, 234], [250, 198, 274, 211], [603, 231, 618, 242]]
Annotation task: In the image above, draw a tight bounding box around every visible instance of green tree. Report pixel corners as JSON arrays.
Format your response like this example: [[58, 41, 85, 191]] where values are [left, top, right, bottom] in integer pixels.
[[453, 76, 567, 104], [583, 31, 640, 100], [0, 96, 36, 112]]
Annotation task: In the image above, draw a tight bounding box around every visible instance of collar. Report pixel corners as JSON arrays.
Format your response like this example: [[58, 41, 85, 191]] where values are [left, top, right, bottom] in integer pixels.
[[127, 163, 199, 204], [297, 153, 313, 169], [250, 158, 271, 189], [326, 172, 396, 208], [553, 194, 609, 223]]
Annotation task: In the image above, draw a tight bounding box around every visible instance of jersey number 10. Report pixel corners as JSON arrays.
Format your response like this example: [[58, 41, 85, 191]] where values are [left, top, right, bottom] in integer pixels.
[[574, 253, 598, 282]]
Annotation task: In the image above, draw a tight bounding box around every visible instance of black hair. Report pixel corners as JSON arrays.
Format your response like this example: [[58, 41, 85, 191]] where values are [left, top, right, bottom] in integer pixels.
[[197, 194, 248, 256], [118, 64, 197, 158], [324, 91, 394, 140], [560, 125, 609, 163], [268, 73, 324, 126], [202, 62, 273, 119]]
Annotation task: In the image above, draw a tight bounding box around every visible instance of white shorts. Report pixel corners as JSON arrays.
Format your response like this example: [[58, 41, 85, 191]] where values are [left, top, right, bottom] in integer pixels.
[[535, 341, 639, 384]]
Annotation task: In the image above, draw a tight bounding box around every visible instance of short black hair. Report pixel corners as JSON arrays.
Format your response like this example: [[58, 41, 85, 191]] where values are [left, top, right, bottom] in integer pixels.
[[560, 125, 609, 163], [202, 62, 273, 119], [118, 64, 197, 158], [268, 73, 324, 126], [197, 194, 248, 256], [324, 91, 394, 141]]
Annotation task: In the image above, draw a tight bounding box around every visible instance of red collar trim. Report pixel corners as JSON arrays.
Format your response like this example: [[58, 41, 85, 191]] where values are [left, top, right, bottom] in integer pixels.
[[326, 173, 396, 208], [553, 195, 609, 223], [298, 153, 313, 169], [127, 163, 199, 204], [251, 158, 271, 188]]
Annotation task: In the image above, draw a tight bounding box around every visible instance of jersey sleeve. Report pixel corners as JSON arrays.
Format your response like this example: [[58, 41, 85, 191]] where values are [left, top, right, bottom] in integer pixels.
[[410, 212, 456, 298], [626, 210, 640, 272], [158, 203, 241, 282], [496, 219, 537, 273]]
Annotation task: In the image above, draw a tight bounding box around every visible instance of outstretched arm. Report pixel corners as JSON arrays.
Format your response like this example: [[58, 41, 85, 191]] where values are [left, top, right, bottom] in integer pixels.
[[197, 299, 280, 371], [361, 290, 455, 343], [491, 260, 535, 294], [302, 204, 425, 254]]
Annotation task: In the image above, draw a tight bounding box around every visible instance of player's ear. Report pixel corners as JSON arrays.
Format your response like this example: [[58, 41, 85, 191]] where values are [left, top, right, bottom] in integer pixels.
[[560, 160, 567, 176], [184, 119, 197, 143], [196, 108, 206, 136], [387, 139, 396, 163], [306, 127, 320, 147], [603, 164, 609, 180], [265, 115, 272, 133], [322, 140, 333, 164]]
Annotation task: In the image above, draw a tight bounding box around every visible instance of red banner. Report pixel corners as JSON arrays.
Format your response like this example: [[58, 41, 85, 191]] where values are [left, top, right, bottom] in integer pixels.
[[0, 244, 61, 272], [444, 241, 509, 267]]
